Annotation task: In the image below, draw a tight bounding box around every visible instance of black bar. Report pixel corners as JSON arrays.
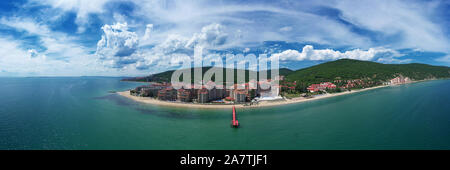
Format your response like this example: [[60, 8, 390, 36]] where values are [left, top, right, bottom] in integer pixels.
[[1, 150, 448, 169]]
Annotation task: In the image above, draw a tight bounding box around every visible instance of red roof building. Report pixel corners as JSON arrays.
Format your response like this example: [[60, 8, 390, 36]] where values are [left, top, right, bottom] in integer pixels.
[[307, 82, 336, 92]]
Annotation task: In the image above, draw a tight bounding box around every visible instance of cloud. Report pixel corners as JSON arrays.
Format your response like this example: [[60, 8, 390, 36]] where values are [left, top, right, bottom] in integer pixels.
[[0, 17, 51, 36], [96, 22, 140, 68], [149, 23, 230, 69], [279, 26, 292, 32], [128, 0, 373, 48], [155, 23, 228, 52], [27, 49, 39, 58], [0, 17, 123, 76], [97, 23, 231, 70], [271, 45, 402, 62], [0, 17, 90, 60], [142, 24, 153, 41], [330, 0, 450, 52], [436, 55, 450, 64], [134, 0, 449, 53], [0, 37, 66, 76], [185, 23, 228, 48], [31, 0, 111, 32], [97, 23, 139, 57], [27, 0, 450, 53], [376, 57, 412, 64], [129, 34, 192, 70], [155, 34, 189, 54], [2, 0, 449, 76]]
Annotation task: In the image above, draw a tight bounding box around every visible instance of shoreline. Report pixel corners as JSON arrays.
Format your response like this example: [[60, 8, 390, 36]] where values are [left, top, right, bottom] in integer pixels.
[[117, 84, 390, 109]]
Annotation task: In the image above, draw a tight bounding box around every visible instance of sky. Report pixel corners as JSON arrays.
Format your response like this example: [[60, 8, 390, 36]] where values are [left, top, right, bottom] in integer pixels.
[[0, 0, 449, 77]]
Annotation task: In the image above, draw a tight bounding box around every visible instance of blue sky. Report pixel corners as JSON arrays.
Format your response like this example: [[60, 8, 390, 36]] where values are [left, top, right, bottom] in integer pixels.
[[0, 0, 449, 76]]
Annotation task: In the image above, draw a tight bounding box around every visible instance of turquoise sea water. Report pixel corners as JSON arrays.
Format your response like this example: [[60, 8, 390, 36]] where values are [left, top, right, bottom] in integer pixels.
[[0, 77, 449, 150]]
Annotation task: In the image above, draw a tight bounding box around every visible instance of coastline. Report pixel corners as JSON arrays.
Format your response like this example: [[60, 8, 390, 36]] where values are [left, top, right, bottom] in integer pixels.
[[117, 85, 389, 109]]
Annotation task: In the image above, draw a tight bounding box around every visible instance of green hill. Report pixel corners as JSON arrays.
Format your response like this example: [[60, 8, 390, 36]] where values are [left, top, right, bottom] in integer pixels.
[[285, 59, 450, 84], [122, 67, 293, 83], [123, 59, 450, 86]]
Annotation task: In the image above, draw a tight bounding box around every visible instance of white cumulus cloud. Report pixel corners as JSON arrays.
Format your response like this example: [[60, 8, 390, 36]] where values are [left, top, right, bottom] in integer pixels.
[[96, 22, 140, 68], [272, 45, 402, 62], [95, 23, 231, 70], [142, 24, 153, 42], [185, 23, 228, 48]]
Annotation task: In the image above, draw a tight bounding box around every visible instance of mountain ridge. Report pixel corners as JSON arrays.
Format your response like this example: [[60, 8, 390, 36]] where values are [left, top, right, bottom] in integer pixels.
[[122, 59, 450, 84]]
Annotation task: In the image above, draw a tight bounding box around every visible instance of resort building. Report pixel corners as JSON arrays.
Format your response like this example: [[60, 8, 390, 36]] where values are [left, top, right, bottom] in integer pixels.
[[234, 90, 247, 103], [157, 88, 177, 101], [390, 76, 411, 85], [132, 80, 284, 104], [131, 84, 165, 97], [307, 82, 337, 92], [177, 89, 192, 102], [197, 88, 209, 103], [215, 85, 226, 98], [196, 86, 226, 103], [307, 84, 321, 92]]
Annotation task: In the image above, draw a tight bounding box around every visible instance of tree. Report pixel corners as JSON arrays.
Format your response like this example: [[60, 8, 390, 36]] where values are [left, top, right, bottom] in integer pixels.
[[295, 83, 308, 93]]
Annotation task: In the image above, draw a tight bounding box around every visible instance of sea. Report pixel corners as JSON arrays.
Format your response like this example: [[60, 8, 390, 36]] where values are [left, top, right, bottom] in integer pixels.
[[0, 77, 449, 149]]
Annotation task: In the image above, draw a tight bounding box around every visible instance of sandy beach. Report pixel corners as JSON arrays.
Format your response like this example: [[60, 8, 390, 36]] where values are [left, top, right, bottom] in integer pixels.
[[117, 85, 388, 109]]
